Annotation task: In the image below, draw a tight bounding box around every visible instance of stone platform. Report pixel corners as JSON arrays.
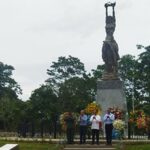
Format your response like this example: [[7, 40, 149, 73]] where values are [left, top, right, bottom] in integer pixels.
[[96, 79, 128, 136]]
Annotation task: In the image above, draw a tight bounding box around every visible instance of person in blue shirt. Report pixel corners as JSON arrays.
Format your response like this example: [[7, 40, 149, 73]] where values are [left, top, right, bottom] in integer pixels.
[[79, 110, 88, 144], [103, 108, 115, 145]]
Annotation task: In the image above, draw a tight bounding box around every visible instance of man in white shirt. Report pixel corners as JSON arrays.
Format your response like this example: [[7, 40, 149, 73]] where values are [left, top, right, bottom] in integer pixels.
[[90, 109, 101, 145], [103, 108, 115, 145]]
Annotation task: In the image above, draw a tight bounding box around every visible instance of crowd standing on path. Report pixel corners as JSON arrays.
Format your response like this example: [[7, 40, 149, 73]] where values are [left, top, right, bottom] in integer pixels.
[[64, 108, 116, 145]]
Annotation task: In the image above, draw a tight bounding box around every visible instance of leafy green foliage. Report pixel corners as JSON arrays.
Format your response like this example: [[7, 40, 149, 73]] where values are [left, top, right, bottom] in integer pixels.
[[91, 65, 104, 80], [0, 62, 22, 131], [45, 55, 93, 113], [58, 77, 93, 112], [46, 55, 85, 86], [137, 45, 150, 96], [0, 62, 22, 99], [0, 97, 23, 131], [118, 55, 138, 112], [0, 45, 150, 135], [30, 85, 58, 120], [136, 45, 150, 115]]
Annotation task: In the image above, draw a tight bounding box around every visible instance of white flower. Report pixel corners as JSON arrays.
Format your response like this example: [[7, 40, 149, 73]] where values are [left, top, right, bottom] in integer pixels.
[[113, 119, 125, 131]]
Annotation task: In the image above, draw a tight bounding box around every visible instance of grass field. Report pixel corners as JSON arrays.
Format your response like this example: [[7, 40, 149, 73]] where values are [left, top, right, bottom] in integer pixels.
[[0, 140, 62, 150], [0, 140, 150, 150], [125, 144, 150, 150]]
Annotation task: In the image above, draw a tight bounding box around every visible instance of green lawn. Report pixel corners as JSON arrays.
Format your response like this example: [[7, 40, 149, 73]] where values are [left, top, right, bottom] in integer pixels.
[[125, 144, 150, 150], [0, 140, 62, 150], [0, 140, 150, 150]]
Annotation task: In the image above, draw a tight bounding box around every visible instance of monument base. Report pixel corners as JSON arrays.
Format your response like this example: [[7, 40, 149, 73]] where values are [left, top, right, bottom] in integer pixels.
[[96, 79, 128, 137]]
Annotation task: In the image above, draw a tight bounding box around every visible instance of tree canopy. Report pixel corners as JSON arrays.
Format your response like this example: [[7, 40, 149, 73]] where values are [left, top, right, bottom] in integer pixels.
[[1, 44, 150, 134], [0, 62, 22, 99]]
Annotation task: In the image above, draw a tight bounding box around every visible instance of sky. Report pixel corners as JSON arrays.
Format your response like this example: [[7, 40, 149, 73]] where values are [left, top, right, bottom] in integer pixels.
[[0, 0, 150, 100]]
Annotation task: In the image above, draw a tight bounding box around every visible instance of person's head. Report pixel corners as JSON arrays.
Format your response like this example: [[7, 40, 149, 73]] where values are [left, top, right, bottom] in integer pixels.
[[68, 112, 72, 116], [80, 110, 85, 115], [93, 109, 98, 115], [107, 108, 111, 114]]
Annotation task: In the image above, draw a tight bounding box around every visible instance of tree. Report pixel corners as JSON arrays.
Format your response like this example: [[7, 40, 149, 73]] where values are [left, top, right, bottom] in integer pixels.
[[118, 55, 140, 112], [136, 45, 150, 115], [46, 55, 86, 88], [0, 62, 22, 132], [91, 65, 104, 80], [30, 85, 58, 116], [58, 76, 93, 112], [0, 62, 22, 99], [90, 65, 104, 94], [45, 55, 94, 111], [0, 96, 22, 131], [29, 84, 59, 138]]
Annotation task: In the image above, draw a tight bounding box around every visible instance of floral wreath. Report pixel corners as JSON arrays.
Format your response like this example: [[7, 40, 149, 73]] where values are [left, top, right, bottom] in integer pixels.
[[129, 110, 146, 129], [84, 101, 101, 115], [59, 112, 79, 131]]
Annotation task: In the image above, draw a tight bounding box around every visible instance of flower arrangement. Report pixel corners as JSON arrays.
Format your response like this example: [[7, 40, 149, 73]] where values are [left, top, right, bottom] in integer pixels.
[[137, 117, 146, 129], [59, 112, 68, 131], [110, 107, 124, 119], [113, 119, 125, 131], [113, 119, 125, 140], [129, 111, 137, 125], [84, 101, 101, 115], [129, 110, 146, 129], [129, 110, 145, 121], [59, 112, 79, 131], [145, 117, 150, 131]]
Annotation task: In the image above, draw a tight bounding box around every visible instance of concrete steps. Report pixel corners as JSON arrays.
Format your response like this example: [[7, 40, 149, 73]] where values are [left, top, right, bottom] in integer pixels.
[[64, 144, 116, 150]]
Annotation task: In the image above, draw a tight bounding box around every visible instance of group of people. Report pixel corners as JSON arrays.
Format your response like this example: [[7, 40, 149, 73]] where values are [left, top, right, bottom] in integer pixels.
[[64, 108, 115, 145]]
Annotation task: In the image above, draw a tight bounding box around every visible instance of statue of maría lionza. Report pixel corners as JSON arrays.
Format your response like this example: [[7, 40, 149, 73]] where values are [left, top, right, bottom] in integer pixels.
[[102, 2, 120, 80]]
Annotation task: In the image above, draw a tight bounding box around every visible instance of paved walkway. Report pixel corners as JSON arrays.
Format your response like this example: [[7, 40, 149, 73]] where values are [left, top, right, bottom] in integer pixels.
[[64, 144, 116, 150], [0, 137, 150, 144]]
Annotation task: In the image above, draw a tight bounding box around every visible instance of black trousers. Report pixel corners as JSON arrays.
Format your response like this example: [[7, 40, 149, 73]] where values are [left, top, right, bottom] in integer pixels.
[[148, 129, 150, 139], [79, 125, 87, 144], [91, 129, 99, 144], [105, 124, 113, 144], [66, 128, 74, 144]]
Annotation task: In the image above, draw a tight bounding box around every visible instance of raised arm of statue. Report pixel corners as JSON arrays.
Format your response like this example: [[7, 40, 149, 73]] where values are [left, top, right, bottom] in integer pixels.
[[105, 3, 108, 17], [105, 2, 116, 24], [112, 3, 116, 21]]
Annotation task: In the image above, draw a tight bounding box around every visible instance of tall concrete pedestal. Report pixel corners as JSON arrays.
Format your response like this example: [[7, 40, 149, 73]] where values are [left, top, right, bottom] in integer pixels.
[[96, 79, 128, 137]]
